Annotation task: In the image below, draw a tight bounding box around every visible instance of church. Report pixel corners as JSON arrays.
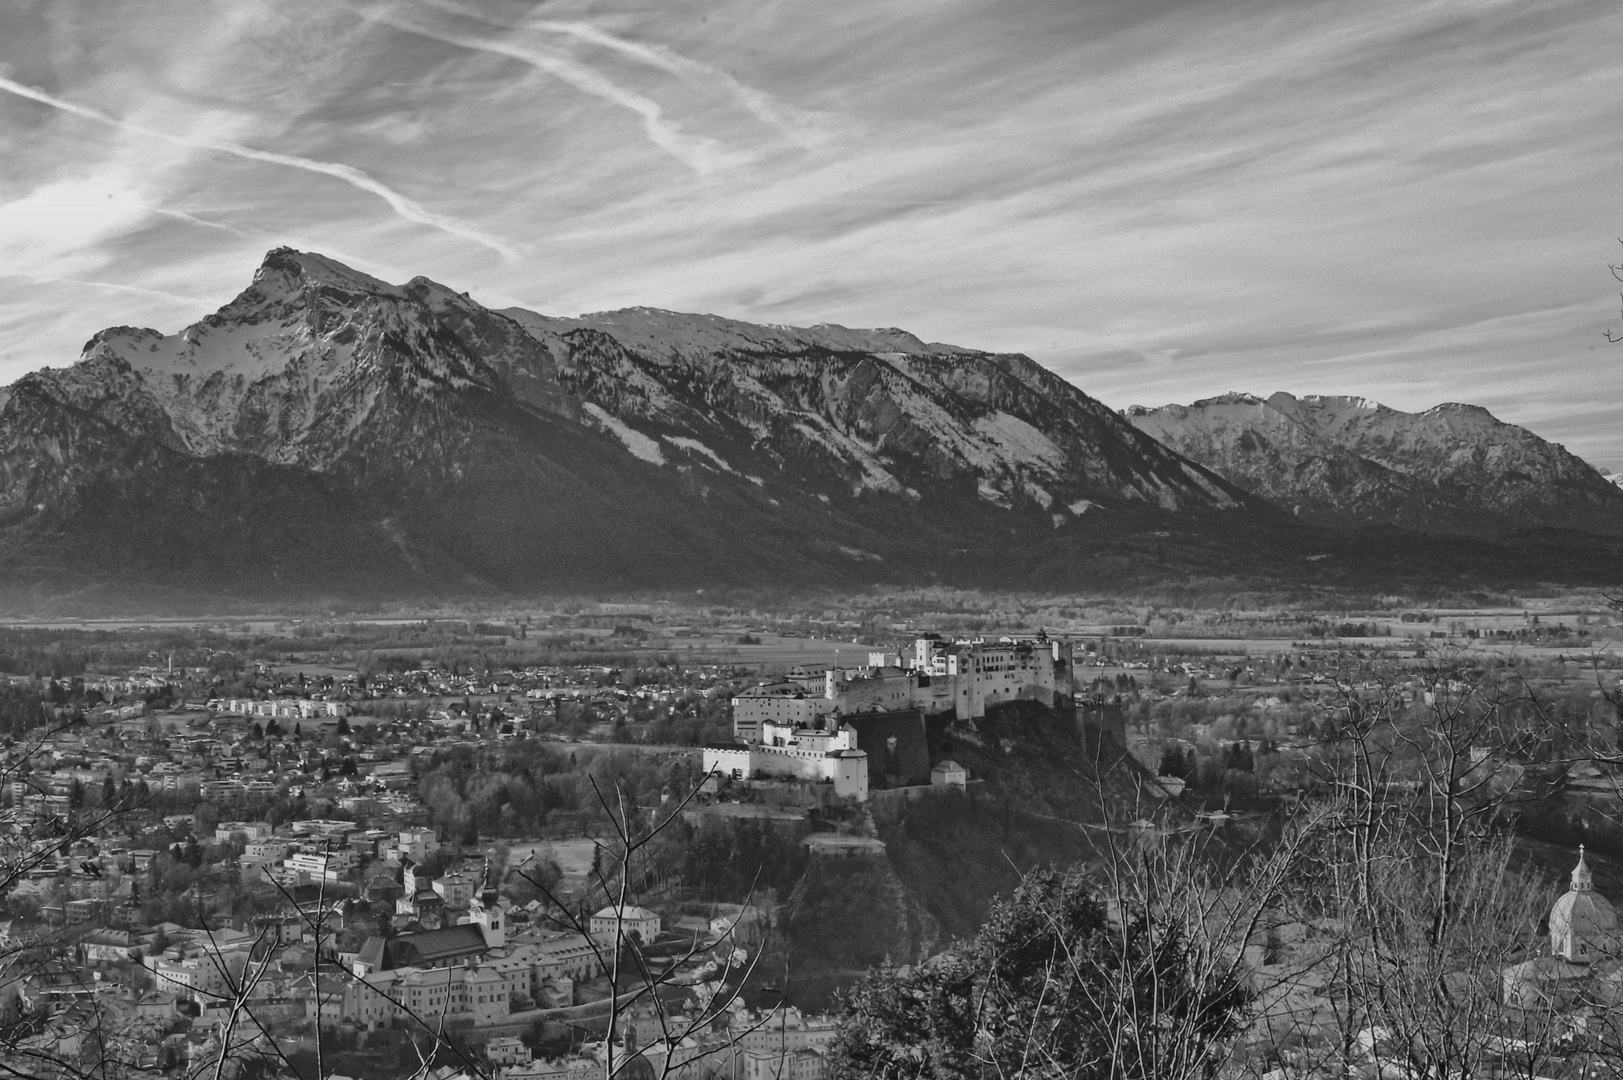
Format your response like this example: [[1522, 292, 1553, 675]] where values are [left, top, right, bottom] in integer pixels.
[[1502, 848, 1623, 1010]]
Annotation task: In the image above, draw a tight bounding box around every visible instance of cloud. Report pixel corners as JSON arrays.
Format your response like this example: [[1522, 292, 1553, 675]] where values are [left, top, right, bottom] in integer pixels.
[[365, 7, 736, 174], [412, 0, 828, 147], [152, 208, 256, 240], [0, 172, 153, 275], [0, 74, 521, 260], [2, 274, 209, 308]]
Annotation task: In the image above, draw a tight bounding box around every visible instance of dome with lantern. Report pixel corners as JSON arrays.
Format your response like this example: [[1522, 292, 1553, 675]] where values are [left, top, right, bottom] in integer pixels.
[[1549, 846, 1618, 963]]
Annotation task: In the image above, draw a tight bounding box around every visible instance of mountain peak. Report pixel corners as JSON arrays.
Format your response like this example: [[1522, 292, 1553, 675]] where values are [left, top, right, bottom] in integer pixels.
[[247, 247, 400, 302]]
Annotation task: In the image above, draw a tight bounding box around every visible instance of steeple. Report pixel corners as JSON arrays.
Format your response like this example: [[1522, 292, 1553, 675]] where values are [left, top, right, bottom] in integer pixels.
[[1574, 845, 1594, 893]]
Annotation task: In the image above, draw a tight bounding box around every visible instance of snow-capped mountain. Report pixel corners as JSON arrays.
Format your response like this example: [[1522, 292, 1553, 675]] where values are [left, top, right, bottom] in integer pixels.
[[1124, 392, 1623, 535], [0, 248, 1262, 595]]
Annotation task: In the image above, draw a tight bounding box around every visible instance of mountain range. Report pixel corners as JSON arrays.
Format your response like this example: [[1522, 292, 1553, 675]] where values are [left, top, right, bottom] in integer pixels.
[[1125, 393, 1623, 535], [0, 248, 1616, 602]]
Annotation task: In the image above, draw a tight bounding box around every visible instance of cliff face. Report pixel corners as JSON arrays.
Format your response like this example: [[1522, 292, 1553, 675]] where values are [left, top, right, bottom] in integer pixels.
[[1125, 392, 1623, 535], [0, 248, 1262, 596]]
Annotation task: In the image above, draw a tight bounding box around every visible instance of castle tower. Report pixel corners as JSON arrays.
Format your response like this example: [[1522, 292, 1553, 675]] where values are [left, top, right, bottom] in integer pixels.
[[833, 749, 868, 802]]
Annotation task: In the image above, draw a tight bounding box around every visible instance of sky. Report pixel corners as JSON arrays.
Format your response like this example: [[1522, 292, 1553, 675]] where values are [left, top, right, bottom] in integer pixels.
[[2, 0, 1621, 470]]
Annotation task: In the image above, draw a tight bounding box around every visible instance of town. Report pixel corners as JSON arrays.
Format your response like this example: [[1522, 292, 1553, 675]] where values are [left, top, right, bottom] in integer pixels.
[[0, 594, 1616, 1080]]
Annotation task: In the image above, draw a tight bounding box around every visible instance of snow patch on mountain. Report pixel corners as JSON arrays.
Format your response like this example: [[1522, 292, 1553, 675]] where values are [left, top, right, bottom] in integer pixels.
[[971, 411, 1066, 473], [790, 417, 905, 495], [526, 307, 952, 367], [583, 403, 664, 465], [663, 435, 732, 472], [1023, 481, 1054, 509], [977, 479, 1011, 508]]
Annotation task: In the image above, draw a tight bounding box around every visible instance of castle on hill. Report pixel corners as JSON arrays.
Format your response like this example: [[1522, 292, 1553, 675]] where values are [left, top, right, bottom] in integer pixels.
[[709, 633, 1073, 800], [730, 633, 1073, 741]]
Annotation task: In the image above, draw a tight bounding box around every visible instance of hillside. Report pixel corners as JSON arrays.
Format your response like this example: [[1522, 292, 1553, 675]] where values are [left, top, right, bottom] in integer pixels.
[[769, 701, 1145, 1006]]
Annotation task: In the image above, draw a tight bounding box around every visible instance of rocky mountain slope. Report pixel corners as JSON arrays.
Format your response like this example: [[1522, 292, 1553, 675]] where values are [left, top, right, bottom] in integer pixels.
[[1124, 392, 1623, 535], [0, 248, 1266, 597]]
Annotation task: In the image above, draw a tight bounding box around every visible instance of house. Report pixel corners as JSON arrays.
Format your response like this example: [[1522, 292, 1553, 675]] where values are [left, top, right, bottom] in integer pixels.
[[215, 821, 272, 844], [929, 760, 968, 788], [486, 1037, 531, 1067], [82, 929, 139, 963], [134, 991, 179, 1020], [589, 905, 661, 946]]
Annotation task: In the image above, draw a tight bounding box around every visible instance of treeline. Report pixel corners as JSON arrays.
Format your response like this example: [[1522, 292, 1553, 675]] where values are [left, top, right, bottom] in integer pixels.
[[415, 743, 704, 842]]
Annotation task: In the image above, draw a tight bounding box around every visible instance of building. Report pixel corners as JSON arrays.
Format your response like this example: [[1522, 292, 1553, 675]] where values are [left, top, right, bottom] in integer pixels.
[[729, 634, 1072, 738], [486, 1037, 531, 1067], [912, 634, 1069, 720], [434, 873, 476, 908], [929, 760, 968, 788], [244, 839, 291, 861], [730, 684, 833, 742], [395, 828, 440, 864], [1502, 848, 1623, 1008], [148, 950, 249, 1002], [284, 849, 354, 882], [704, 720, 866, 794], [589, 905, 661, 946], [319, 961, 510, 1030], [215, 822, 272, 844], [353, 923, 493, 976]]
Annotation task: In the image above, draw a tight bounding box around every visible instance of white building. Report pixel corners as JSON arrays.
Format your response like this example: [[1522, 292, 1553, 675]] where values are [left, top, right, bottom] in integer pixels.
[[284, 848, 354, 882], [589, 905, 661, 946], [731, 684, 834, 742], [705, 721, 870, 800], [395, 828, 440, 864], [215, 821, 272, 844]]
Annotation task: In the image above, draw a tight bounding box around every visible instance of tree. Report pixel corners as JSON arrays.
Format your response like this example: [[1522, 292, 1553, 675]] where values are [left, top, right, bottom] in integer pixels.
[[830, 866, 1250, 1080]]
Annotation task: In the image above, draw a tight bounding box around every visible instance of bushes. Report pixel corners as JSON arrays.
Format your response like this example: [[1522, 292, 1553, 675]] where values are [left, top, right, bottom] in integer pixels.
[[829, 867, 1249, 1080]]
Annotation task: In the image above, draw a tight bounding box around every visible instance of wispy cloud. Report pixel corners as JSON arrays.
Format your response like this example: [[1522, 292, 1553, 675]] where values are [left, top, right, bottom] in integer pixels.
[[152, 208, 256, 240], [0, 74, 520, 260], [413, 0, 828, 147], [365, 7, 736, 173], [3, 274, 209, 309]]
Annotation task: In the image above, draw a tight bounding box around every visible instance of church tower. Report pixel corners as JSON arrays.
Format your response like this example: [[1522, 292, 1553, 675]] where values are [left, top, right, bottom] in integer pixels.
[[1549, 846, 1618, 963], [469, 855, 505, 948]]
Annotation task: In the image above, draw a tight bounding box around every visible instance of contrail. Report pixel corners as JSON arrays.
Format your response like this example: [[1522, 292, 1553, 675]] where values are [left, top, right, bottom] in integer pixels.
[[372, 9, 729, 172], [529, 20, 827, 147], [5, 273, 209, 308], [60, 278, 209, 306], [0, 75, 521, 261], [154, 208, 256, 240], [414, 0, 826, 147]]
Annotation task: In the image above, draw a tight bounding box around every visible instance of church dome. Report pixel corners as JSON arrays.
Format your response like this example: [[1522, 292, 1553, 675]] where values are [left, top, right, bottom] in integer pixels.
[[1550, 847, 1617, 963]]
